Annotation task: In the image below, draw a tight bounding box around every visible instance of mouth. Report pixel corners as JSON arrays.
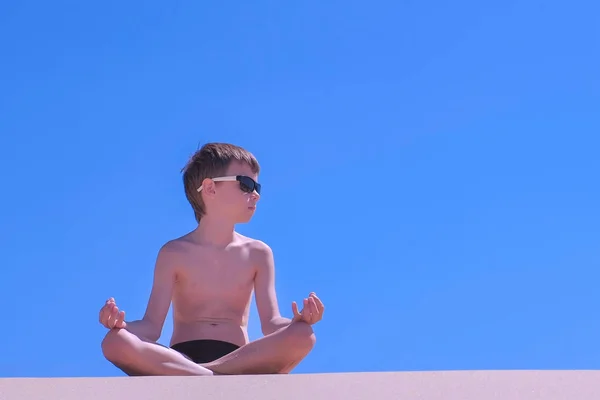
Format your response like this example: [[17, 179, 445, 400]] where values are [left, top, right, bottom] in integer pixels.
[[248, 206, 256, 210]]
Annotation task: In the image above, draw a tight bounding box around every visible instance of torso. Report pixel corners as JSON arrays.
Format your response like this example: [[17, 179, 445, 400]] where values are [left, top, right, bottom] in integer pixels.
[[168, 232, 258, 348]]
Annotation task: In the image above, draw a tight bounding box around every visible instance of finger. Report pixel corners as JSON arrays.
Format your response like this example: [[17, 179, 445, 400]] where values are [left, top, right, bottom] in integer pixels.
[[114, 310, 123, 328], [111, 307, 121, 328], [115, 310, 126, 328], [304, 310, 313, 324], [308, 297, 319, 316], [103, 303, 117, 324], [105, 308, 115, 328], [291, 301, 300, 317], [99, 304, 112, 326], [107, 306, 119, 328], [104, 302, 115, 313], [308, 296, 318, 312], [310, 293, 324, 313], [302, 298, 312, 323]]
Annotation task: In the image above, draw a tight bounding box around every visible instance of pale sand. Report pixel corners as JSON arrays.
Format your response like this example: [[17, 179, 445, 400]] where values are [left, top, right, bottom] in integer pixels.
[[1, 370, 599, 400]]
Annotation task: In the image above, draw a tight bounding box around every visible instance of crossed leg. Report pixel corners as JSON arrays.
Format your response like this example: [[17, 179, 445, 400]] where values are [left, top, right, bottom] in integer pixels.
[[101, 329, 213, 376], [101, 321, 315, 376], [201, 321, 316, 375]]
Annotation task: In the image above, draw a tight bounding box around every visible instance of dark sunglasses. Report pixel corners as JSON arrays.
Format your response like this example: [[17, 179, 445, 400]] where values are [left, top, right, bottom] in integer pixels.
[[196, 175, 261, 195]]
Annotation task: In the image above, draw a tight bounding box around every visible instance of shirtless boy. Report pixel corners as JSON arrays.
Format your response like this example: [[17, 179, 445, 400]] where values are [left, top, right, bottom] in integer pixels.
[[99, 142, 324, 376]]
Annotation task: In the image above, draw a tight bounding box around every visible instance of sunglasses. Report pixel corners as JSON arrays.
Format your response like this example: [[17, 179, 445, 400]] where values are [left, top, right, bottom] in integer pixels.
[[197, 175, 261, 195]]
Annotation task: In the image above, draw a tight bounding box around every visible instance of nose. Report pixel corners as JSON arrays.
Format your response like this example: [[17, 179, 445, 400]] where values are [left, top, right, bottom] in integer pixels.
[[251, 190, 260, 201]]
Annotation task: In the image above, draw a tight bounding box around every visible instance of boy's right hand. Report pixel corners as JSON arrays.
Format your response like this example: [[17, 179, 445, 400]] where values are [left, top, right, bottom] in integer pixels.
[[99, 297, 127, 329]]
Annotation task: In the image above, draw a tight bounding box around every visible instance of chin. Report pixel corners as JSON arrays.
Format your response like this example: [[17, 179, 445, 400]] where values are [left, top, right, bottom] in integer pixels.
[[237, 209, 255, 224]]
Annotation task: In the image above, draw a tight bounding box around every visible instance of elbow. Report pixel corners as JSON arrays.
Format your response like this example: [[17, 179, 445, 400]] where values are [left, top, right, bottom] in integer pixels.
[[146, 331, 161, 342], [262, 327, 277, 336], [130, 318, 162, 342], [260, 321, 275, 336], [261, 326, 273, 336], [145, 323, 162, 342], [260, 322, 271, 336]]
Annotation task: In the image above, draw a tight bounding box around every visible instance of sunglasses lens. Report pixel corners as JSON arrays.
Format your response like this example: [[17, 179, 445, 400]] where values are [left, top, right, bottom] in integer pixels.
[[239, 176, 260, 194], [239, 181, 252, 193]]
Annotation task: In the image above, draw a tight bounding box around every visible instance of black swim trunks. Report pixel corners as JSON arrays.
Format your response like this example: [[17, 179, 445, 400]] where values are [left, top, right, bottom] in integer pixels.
[[171, 339, 240, 363]]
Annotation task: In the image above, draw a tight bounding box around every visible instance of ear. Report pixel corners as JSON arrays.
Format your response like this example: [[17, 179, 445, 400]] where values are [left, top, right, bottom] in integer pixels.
[[200, 178, 217, 198]]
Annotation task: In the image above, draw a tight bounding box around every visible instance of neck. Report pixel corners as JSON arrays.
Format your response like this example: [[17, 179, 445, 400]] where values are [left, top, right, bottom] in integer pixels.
[[192, 215, 236, 247]]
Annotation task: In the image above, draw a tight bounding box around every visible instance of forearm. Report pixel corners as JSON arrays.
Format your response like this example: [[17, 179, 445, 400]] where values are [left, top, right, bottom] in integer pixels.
[[263, 316, 293, 336], [123, 319, 161, 342]]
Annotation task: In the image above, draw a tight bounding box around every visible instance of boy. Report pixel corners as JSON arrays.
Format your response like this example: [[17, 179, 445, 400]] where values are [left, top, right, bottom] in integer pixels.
[[99, 142, 324, 376]]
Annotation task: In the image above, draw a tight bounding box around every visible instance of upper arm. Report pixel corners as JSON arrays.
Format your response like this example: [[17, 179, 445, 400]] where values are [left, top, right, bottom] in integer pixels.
[[142, 242, 177, 338], [253, 241, 282, 328]]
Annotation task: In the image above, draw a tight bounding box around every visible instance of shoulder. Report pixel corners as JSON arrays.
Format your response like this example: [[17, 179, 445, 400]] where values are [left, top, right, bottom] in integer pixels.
[[243, 236, 273, 255], [160, 237, 190, 253], [249, 238, 273, 255], [236, 233, 274, 265], [154, 237, 190, 269]]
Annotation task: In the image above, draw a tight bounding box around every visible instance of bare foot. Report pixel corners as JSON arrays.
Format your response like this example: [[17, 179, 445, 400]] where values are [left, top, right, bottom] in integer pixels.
[[201, 321, 316, 375]]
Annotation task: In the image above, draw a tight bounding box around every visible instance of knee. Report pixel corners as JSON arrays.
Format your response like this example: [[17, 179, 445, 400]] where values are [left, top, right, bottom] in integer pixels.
[[101, 328, 135, 364], [285, 321, 316, 354]]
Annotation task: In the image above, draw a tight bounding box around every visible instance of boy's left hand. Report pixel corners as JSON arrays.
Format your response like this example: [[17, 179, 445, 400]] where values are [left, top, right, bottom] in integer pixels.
[[292, 292, 324, 325]]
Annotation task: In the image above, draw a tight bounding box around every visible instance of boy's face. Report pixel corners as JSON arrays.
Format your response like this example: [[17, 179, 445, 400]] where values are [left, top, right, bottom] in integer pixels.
[[211, 161, 261, 224]]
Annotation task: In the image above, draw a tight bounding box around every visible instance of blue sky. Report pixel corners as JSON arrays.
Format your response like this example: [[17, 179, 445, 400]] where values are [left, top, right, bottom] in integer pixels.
[[1, 0, 599, 377]]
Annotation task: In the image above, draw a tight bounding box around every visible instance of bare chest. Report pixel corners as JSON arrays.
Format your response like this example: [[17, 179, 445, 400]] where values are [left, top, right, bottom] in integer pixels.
[[175, 248, 256, 298]]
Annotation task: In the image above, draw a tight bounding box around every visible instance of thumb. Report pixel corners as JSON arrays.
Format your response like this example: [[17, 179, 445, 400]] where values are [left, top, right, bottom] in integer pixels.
[[291, 301, 300, 317]]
